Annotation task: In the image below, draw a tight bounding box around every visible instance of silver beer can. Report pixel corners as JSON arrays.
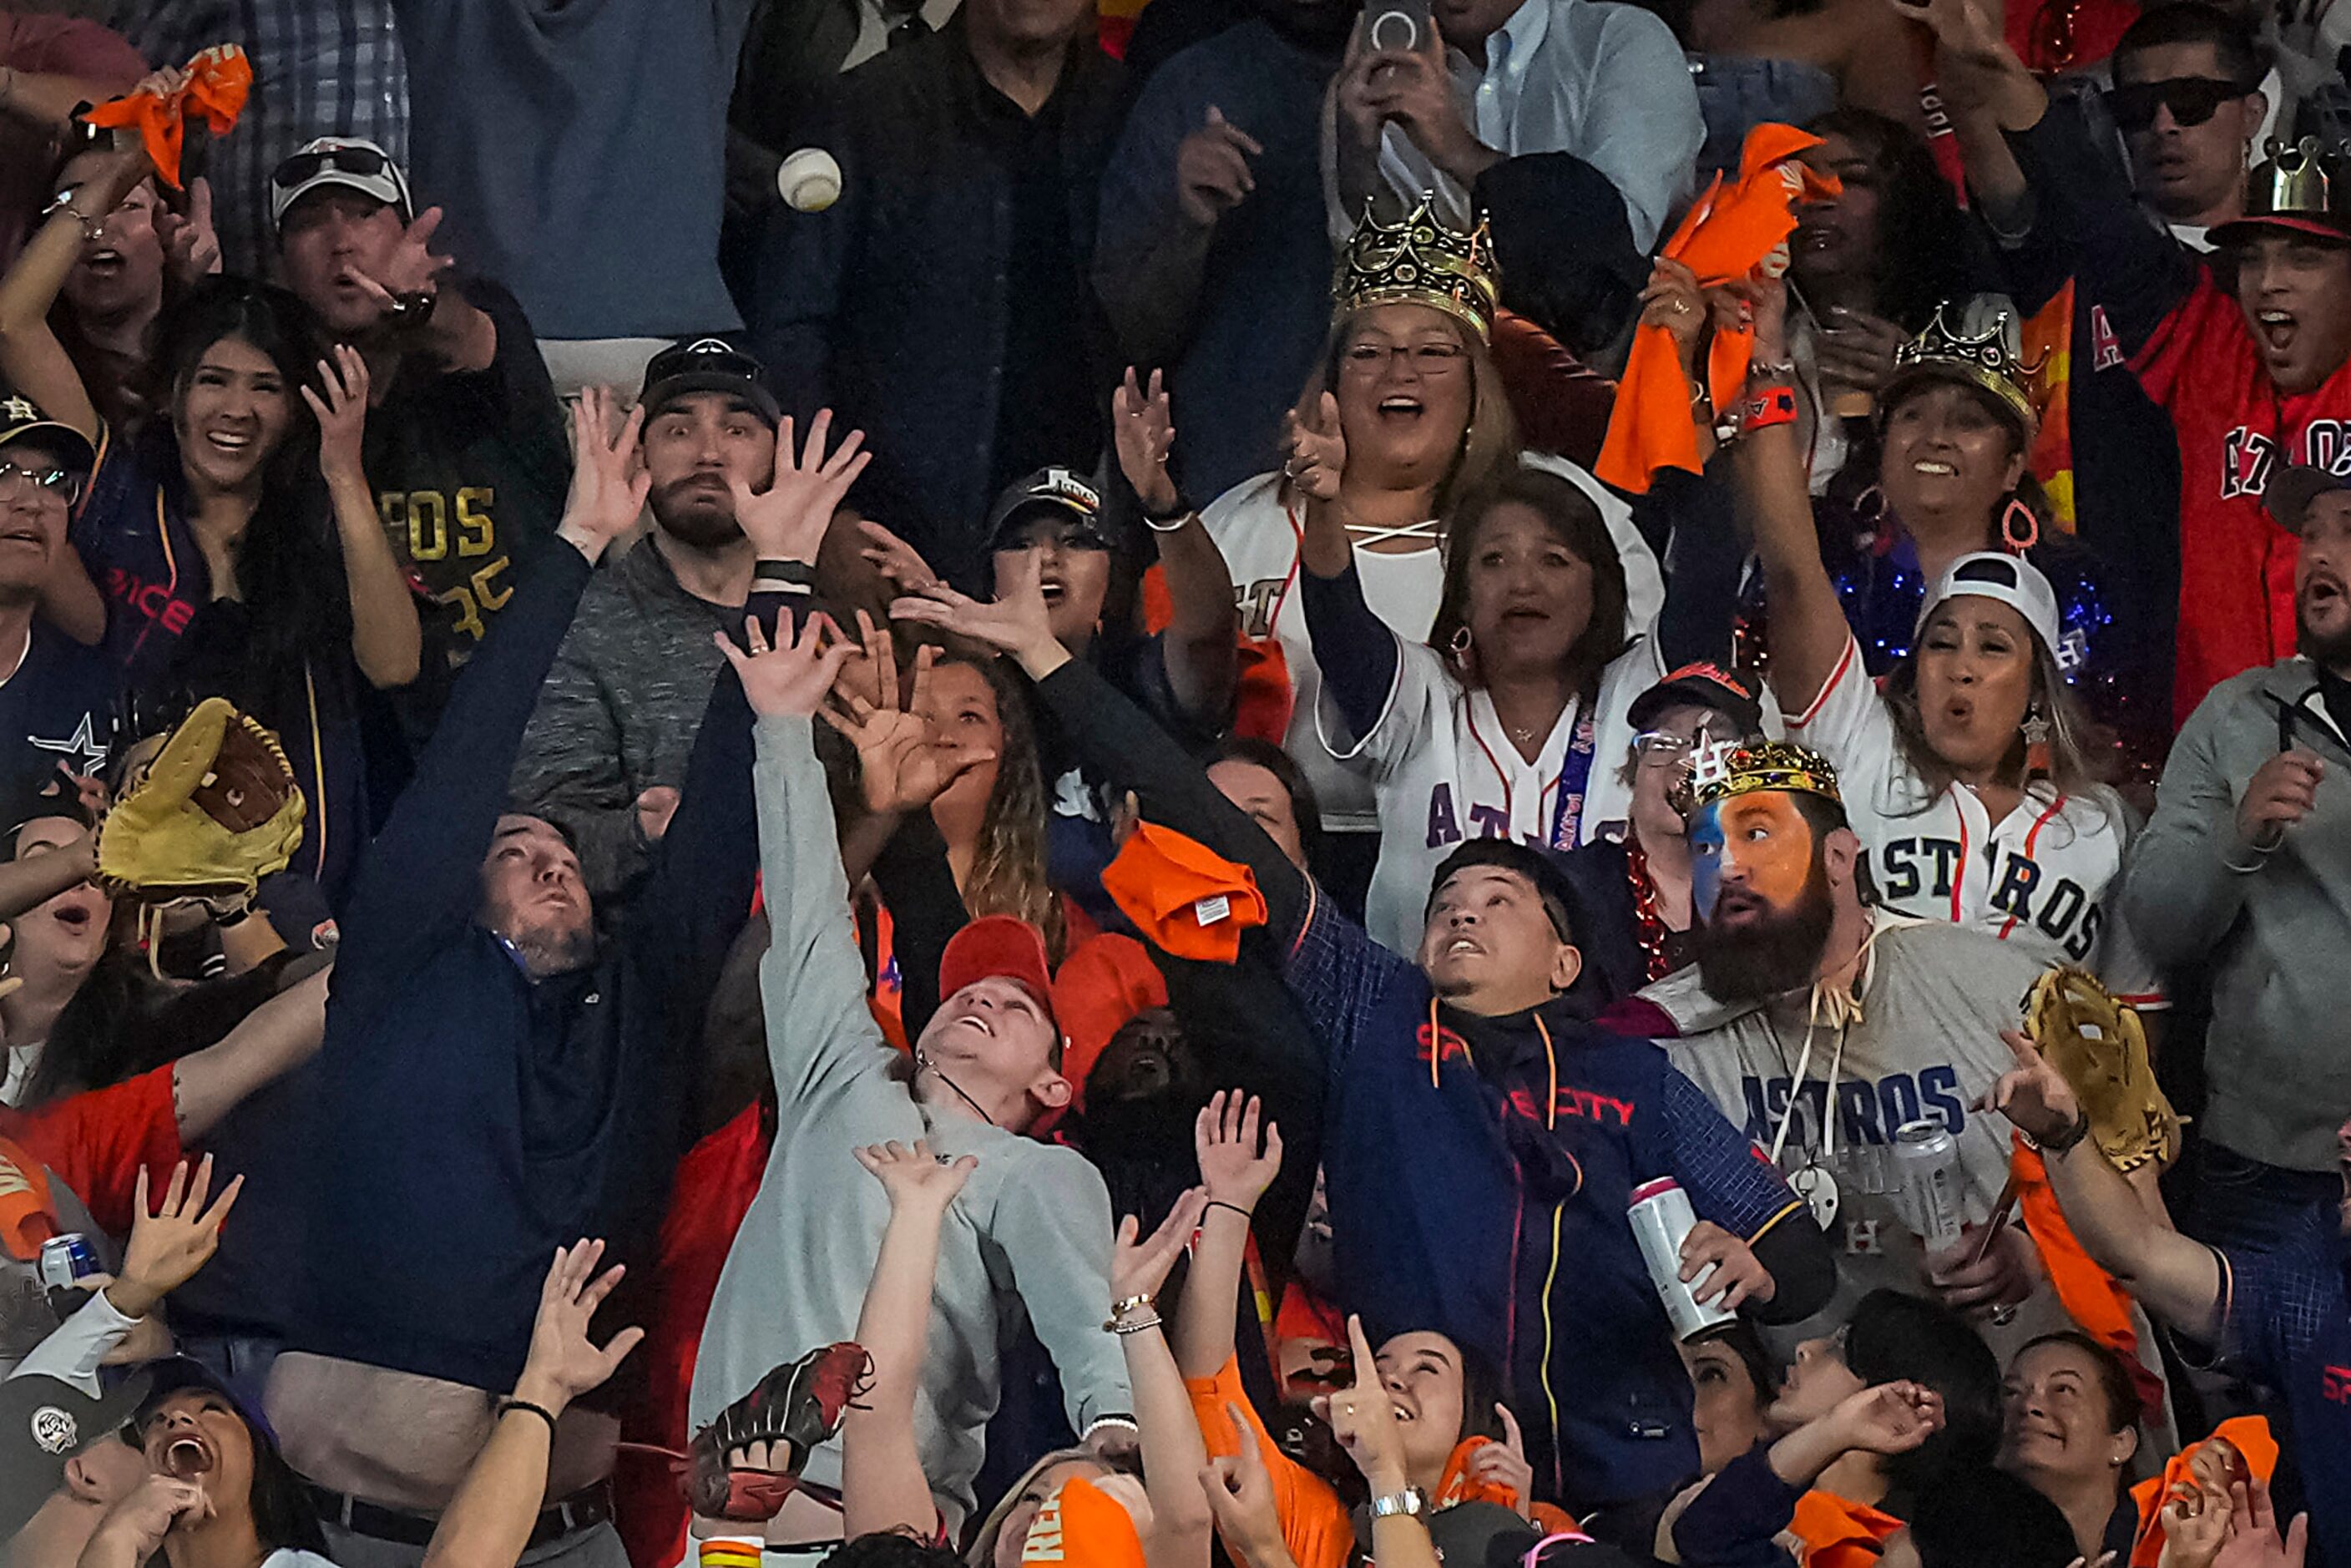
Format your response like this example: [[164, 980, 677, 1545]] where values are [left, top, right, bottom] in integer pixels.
[[1629, 1177, 1737, 1341], [1893, 1119, 1968, 1254]]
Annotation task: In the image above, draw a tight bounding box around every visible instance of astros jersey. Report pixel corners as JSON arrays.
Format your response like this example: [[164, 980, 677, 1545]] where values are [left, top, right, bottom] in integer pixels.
[[1323, 632, 1661, 953], [1203, 454, 1666, 836], [2128, 269, 2351, 726], [1789, 632, 2161, 1005]]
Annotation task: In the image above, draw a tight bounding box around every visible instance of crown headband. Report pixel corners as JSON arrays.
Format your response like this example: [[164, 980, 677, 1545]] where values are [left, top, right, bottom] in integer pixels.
[[1885, 305, 2038, 438], [1334, 198, 1500, 342], [1690, 741, 1843, 809], [2245, 135, 2351, 225]]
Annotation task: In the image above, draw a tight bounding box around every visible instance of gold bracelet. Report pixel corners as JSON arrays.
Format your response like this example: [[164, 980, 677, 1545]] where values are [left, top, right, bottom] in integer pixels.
[[1110, 1292, 1154, 1316]]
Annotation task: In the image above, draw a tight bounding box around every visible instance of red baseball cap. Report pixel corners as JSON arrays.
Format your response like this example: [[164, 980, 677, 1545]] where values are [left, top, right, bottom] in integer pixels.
[[938, 915, 1059, 1032]]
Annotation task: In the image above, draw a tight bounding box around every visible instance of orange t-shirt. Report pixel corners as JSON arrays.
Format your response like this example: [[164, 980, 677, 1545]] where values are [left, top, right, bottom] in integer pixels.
[[1789, 1489, 1904, 1568]]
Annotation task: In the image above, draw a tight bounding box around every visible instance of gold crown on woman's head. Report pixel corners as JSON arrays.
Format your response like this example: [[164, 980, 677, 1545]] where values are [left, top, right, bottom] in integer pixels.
[[1885, 305, 2039, 438], [1335, 198, 1501, 342], [1689, 741, 1843, 809]]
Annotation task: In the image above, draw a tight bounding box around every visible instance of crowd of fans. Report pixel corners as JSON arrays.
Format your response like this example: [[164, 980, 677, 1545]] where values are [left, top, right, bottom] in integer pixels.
[[4, 0, 2351, 1564]]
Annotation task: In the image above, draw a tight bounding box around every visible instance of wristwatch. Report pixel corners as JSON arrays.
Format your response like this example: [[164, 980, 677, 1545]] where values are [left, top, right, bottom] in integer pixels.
[[1368, 1487, 1428, 1520]]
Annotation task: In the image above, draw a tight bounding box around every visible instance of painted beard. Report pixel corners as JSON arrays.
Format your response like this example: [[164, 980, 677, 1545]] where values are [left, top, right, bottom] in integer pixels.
[[1690, 859, 1838, 1003]]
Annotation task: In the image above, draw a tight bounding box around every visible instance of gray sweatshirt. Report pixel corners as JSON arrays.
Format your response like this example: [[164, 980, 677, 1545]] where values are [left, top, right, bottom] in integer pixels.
[[509, 540, 738, 899], [689, 715, 1130, 1528], [2120, 659, 2351, 1172]]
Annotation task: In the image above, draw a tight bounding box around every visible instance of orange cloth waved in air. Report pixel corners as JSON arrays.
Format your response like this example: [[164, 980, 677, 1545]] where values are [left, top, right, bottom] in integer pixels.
[[1790, 1488, 1905, 1568], [1595, 123, 1838, 495], [1101, 819, 1268, 964], [1187, 1357, 1570, 1568], [2129, 1418, 2279, 1568], [82, 43, 251, 189], [2013, 1138, 2166, 1419]]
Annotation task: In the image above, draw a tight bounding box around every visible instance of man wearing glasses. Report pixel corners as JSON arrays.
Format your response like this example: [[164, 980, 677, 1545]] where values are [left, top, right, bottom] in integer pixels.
[[0, 396, 114, 812]]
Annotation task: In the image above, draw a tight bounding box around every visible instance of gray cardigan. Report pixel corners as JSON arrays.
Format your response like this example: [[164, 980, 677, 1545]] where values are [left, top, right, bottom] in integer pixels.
[[2121, 659, 2351, 1171], [689, 715, 1131, 1528]]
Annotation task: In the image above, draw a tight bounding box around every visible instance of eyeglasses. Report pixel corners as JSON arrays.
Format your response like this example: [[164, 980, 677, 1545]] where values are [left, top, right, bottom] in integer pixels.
[[0, 458, 83, 507], [1340, 341, 1469, 374], [272, 144, 391, 189], [1634, 726, 1732, 763], [2107, 76, 2259, 131]]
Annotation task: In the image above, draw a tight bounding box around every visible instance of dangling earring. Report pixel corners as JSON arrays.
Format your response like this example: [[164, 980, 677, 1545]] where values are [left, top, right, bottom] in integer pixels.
[[1853, 484, 1885, 529], [2001, 496, 2040, 552], [1450, 624, 1474, 665], [2023, 704, 2052, 780]]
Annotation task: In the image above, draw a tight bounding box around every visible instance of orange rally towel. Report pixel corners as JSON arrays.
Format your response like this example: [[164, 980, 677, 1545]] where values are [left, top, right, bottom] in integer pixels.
[[1100, 818, 1268, 964], [1790, 1489, 1905, 1568], [1020, 1474, 1148, 1567], [1595, 123, 1838, 495], [82, 44, 252, 189], [0, 1136, 60, 1262], [2013, 1137, 2166, 1419], [2129, 1418, 2279, 1567]]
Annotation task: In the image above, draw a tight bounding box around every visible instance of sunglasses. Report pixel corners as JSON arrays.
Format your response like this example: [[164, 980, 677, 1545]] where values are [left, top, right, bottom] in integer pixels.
[[2107, 76, 2259, 131], [0, 458, 83, 506], [272, 145, 391, 189]]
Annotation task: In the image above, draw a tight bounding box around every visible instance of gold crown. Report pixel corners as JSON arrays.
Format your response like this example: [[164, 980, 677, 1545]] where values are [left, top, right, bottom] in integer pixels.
[[1690, 741, 1843, 809], [1335, 198, 1500, 342], [2243, 136, 2351, 228], [1885, 305, 2038, 438]]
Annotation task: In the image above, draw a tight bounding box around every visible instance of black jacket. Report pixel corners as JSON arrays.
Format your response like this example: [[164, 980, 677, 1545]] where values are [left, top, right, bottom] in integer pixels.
[[751, 15, 1125, 587]]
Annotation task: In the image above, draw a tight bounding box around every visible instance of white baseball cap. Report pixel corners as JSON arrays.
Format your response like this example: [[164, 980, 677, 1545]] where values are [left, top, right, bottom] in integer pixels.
[[270, 137, 412, 231], [1914, 551, 2063, 656]]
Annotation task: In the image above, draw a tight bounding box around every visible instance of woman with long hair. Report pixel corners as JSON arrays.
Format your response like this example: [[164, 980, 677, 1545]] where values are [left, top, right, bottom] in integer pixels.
[[1194, 205, 1662, 907], [78, 1361, 334, 1568], [1737, 278, 2157, 995], [911, 651, 1064, 959], [0, 135, 420, 901]]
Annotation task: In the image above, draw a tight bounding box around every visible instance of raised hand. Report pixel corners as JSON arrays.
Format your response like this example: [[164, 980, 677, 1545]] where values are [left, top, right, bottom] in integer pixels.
[[1281, 392, 1346, 503], [340, 205, 457, 316], [888, 549, 1061, 675], [1200, 1406, 1299, 1568], [854, 1138, 978, 1216], [1680, 1220, 1777, 1311], [109, 1156, 242, 1319], [1176, 106, 1261, 229], [1816, 307, 1909, 397], [1194, 1090, 1283, 1212], [2161, 1475, 2236, 1568], [2212, 1477, 2310, 1568], [1315, 1315, 1409, 1489], [1466, 1406, 1536, 1517], [734, 408, 871, 565], [821, 613, 993, 815], [154, 176, 220, 286], [1355, 23, 1488, 180], [715, 611, 856, 719], [302, 343, 372, 486], [1980, 1027, 2086, 1147], [1113, 367, 1181, 516], [558, 387, 650, 560], [511, 1239, 645, 1415], [1827, 1380, 1945, 1455], [857, 518, 942, 594], [1640, 256, 1710, 372], [1113, 1187, 1207, 1305]]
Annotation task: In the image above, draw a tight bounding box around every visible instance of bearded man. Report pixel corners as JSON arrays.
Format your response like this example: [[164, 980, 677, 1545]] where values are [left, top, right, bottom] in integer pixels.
[[1604, 742, 2065, 1352]]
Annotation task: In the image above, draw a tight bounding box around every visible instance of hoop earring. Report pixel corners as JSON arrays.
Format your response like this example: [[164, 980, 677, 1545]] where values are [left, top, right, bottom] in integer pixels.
[[2001, 496, 2040, 552], [2022, 704, 2052, 780], [1449, 625, 1474, 662]]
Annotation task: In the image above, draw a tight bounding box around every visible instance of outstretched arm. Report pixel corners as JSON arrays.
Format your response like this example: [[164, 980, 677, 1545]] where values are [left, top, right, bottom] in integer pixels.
[[842, 1141, 977, 1542], [307, 343, 422, 689], [1674, 1383, 1944, 1568], [1174, 1092, 1284, 1382], [1115, 367, 1239, 730], [171, 964, 331, 1140], [422, 1243, 643, 1568], [1110, 1190, 1217, 1568], [1983, 1029, 2223, 1334]]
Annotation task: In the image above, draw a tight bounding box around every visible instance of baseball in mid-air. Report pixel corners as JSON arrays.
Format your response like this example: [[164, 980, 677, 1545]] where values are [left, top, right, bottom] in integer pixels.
[[777, 149, 844, 213]]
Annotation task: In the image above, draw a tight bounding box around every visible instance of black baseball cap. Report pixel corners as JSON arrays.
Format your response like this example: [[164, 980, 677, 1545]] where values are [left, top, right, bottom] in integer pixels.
[[1427, 838, 1581, 943], [0, 1370, 150, 1538], [2263, 464, 2351, 532], [1627, 661, 1767, 738], [131, 1356, 280, 1449], [640, 338, 781, 427], [0, 392, 96, 475], [985, 467, 1108, 552]]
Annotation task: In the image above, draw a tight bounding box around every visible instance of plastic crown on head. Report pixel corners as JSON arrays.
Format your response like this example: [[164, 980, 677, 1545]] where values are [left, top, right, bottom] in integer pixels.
[[1335, 197, 1501, 342], [2244, 135, 2351, 225], [1888, 304, 2038, 436], [1689, 740, 1843, 810]]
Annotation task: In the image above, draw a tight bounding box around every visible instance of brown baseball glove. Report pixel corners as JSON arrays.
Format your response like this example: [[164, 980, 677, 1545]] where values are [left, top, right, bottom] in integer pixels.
[[2023, 965, 2182, 1174]]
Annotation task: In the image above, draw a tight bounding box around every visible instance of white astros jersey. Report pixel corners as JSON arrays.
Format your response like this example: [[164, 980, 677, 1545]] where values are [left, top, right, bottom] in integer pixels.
[[1788, 633, 2164, 1005], [1322, 631, 1662, 953], [1202, 453, 1666, 836]]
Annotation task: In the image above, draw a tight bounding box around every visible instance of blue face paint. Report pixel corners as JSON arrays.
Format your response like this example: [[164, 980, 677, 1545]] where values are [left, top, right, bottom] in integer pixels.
[[1690, 802, 1727, 919]]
